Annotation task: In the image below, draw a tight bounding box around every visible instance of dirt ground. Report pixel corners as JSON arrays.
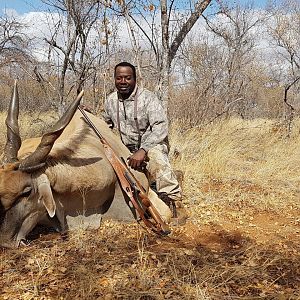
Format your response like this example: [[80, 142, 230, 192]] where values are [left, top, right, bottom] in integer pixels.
[[1, 203, 299, 300]]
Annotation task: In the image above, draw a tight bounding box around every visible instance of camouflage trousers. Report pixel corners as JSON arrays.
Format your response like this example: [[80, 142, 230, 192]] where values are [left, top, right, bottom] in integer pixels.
[[146, 144, 182, 201]]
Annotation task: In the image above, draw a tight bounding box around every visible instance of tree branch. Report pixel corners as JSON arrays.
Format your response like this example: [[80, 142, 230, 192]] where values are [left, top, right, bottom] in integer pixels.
[[169, 0, 211, 65]]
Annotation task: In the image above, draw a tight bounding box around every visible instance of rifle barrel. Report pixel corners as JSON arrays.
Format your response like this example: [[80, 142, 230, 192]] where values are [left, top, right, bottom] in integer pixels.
[[78, 106, 105, 141]]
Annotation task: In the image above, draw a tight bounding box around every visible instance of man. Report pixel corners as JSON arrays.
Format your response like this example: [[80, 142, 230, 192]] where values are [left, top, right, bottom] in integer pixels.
[[103, 61, 184, 221]]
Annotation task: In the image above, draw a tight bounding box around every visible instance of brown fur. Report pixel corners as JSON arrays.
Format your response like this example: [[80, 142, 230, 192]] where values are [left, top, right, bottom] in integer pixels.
[[0, 163, 31, 210]]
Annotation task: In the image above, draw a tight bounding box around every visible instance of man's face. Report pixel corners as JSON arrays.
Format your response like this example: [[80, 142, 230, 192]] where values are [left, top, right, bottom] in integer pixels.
[[115, 66, 136, 98]]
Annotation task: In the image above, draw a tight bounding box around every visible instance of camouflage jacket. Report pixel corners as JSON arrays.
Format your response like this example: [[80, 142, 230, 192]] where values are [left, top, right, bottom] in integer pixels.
[[103, 85, 169, 152]]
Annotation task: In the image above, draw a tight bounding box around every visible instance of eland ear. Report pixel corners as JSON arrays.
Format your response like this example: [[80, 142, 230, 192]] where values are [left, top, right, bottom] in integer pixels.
[[35, 174, 56, 218], [38, 183, 56, 218]]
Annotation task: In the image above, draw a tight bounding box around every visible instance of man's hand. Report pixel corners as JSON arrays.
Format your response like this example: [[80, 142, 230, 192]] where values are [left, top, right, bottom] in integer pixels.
[[128, 148, 147, 170]]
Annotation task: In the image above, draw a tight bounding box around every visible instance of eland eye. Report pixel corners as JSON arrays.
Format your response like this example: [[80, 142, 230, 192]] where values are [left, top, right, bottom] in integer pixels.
[[21, 186, 32, 198]]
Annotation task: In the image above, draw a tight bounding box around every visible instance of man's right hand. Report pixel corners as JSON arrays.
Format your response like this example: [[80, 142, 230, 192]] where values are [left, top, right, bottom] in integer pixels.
[[127, 148, 147, 170]]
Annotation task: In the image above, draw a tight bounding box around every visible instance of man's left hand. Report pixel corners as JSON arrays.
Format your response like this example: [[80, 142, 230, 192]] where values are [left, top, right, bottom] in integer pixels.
[[128, 148, 147, 170]]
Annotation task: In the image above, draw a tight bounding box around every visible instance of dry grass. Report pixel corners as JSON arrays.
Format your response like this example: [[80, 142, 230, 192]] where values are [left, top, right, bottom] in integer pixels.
[[0, 114, 300, 299], [0, 111, 58, 145], [170, 118, 300, 213]]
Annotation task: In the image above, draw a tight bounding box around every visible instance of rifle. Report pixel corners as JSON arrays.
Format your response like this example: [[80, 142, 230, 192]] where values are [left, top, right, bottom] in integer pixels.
[[78, 106, 171, 235]]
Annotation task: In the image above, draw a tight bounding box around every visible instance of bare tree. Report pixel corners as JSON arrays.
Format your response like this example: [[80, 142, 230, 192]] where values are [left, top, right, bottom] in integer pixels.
[[0, 14, 36, 110], [0, 14, 32, 66], [158, 0, 211, 108], [167, 0, 282, 125], [40, 0, 111, 114], [108, 0, 211, 109], [202, 1, 266, 118], [267, 0, 300, 132]]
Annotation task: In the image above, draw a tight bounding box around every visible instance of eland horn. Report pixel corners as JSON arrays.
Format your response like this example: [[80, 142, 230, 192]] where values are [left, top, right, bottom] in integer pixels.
[[19, 90, 84, 172], [2, 81, 22, 164]]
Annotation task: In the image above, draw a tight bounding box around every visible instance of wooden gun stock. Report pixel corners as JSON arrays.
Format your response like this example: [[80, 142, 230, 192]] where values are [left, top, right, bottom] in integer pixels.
[[123, 169, 171, 234]]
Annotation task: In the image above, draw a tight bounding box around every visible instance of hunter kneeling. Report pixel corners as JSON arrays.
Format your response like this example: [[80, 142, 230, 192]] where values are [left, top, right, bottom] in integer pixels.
[[102, 61, 187, 225]]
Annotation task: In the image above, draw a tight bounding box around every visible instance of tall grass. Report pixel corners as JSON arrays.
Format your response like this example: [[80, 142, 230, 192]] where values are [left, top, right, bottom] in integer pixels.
[[169, 117, 300, 215]]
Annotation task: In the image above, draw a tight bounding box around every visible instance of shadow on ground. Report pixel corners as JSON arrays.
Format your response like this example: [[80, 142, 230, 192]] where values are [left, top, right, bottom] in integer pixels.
[[1, 221, 299, 299]]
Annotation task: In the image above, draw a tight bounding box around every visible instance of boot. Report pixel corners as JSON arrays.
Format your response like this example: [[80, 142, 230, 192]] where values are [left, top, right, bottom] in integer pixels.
[[158, 193, 188, 225]]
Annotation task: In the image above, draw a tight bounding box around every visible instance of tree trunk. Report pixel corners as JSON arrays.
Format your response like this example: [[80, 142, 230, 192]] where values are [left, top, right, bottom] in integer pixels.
[[159, 0, 170, 111], [158, 0, 211, 110]]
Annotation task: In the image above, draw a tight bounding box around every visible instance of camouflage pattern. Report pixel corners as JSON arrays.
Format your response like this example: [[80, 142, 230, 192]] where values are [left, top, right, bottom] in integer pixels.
[[103, 86, 168, 152], [103, 85, 181, 200], [146, 144, 182, 200]]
